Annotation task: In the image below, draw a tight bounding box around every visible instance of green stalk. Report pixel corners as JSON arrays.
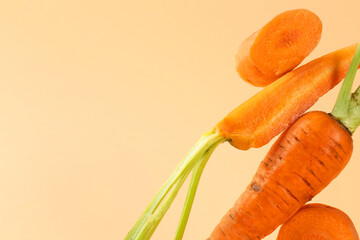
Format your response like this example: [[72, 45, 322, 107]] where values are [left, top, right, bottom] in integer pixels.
[[332, 43, 360, 133], [135, 167, 190, 240], [343, 84, 360, 133], [174, 139, 223, 240], [125, 130, 226, 240], [125, 130, 213, 239]]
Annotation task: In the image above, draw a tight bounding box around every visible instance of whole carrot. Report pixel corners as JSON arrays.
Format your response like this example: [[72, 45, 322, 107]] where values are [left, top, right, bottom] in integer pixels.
[[210, 111, 353, 239], [209, 45, 360, 240], [235, 9, 322, 87], [277, 203, 359, 240]]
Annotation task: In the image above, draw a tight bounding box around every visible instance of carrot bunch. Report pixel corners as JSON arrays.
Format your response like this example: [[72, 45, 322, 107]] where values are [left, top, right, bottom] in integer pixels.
[[125, 9, 360, 240]]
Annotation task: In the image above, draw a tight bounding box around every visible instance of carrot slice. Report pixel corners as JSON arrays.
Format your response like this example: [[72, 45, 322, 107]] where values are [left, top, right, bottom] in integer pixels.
[[277, 203, 359, 240], [236, 9, 322, 87]]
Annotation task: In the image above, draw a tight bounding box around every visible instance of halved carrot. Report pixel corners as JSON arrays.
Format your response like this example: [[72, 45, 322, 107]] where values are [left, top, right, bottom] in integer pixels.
[[218, 43, 359, 150], [209, 45, 360, 240], [277, 203, 359, 240], [236, 9, 322, 87]]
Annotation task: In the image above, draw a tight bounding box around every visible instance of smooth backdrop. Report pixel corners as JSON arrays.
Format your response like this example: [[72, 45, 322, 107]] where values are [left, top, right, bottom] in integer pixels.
[[0, 1, 360, 239]]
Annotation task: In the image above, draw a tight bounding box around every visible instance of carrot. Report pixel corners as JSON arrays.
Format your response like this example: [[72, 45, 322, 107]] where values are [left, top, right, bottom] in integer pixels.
[[210, 111, 353, 239], [126, 12, 358, 239], [126, 44, 360, 240], [209, 45, 360, 240], [235, 9, 322, 87], [277, 203, 359, 240], [218, 43, 359, 150]]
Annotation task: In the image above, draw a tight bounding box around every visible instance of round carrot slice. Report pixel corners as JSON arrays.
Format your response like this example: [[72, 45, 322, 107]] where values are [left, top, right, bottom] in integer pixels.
[[236, 9, 322, 87]]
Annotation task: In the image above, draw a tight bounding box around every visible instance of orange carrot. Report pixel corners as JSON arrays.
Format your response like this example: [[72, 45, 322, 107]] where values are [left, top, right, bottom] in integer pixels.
[[126, 15, 358, 239], [217, 43, 359, 150], [235, 9, 322, 87], [210, 111, 353, 239], [209, 43, 360, 240], [127, 44, 360, 240], [277, 203, 359, 240]]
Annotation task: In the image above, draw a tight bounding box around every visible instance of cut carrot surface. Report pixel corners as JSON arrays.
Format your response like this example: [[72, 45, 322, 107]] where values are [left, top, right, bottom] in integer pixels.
[[236, 9, 322, 87], [277, 203, 359, 240]]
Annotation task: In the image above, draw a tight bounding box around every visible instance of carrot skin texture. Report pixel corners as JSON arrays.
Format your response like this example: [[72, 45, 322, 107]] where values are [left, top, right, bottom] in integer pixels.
[[210, 111, 353, 240], [236, 9, 322, 87], [277, 203, 359, 240], [217, 43, 359, 150]]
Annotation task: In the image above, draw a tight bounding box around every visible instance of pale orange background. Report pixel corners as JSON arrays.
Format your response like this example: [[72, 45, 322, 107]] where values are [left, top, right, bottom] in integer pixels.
[[1, 1, 360, 240]]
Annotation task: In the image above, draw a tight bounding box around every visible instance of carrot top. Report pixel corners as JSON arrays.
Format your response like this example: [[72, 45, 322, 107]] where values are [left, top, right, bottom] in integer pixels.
[[332, 44, 360, 133], [125, 130, 226, 240]]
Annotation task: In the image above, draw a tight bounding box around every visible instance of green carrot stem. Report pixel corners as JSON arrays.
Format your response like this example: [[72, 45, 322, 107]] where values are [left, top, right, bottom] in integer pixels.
[[136, 167, 190, 240], [343, 88, 360, 133], [353, 84, 360, 97], [125, 131, 214, 239], [125, 130, 226, 240], [332, 44, 360, 119], [174, 139, 223, 240]]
